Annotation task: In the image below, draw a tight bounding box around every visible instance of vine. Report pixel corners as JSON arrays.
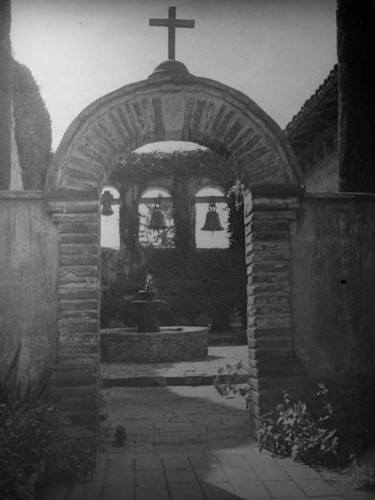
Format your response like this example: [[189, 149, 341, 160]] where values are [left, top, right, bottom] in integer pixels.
[[110, 149, 235, 189], [109, 149, 243, 249], [101, 148, 247, 331], [12, 59, 52, 189]]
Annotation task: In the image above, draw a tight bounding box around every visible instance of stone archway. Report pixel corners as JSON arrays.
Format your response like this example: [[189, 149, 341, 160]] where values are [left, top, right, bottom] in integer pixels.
[[46, 60, 303, 438]]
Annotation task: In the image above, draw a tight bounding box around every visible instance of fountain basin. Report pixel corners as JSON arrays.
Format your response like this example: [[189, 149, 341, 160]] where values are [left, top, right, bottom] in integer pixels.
[[101, 326, 208, 363]]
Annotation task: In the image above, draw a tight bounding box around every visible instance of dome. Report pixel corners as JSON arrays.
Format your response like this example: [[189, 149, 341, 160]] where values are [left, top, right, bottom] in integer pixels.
[[148, 59, 191, 81]]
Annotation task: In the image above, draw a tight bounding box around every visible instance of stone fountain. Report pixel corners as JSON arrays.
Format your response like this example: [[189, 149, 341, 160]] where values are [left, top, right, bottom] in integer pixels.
[[100, 275, 208, 363]]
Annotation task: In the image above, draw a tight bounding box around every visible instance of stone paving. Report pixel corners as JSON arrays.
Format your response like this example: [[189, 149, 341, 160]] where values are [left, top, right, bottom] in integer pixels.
[[101, 346, 249, 387], [40, 346, 375, 500]]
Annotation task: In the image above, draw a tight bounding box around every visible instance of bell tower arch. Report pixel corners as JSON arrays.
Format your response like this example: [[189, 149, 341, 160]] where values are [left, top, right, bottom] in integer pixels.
[[46, 60, 303, 437]]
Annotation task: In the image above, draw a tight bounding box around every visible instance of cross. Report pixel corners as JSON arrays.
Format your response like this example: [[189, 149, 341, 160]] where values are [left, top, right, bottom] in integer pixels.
[[149, 6, 195, 60]]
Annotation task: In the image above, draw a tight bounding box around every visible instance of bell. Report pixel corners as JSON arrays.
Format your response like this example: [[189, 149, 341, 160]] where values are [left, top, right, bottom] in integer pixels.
[[148, 205, 167, 230], [201, 202, 224, 232], [101, 191, 114, 217]]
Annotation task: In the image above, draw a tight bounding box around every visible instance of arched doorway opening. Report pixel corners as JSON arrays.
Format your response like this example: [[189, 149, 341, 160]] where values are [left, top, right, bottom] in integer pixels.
[[45, 60, 303, 435], [99, 141, 246, 334]]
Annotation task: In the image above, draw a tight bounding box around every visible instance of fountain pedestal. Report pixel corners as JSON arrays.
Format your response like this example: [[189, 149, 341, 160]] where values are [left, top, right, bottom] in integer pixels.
[[131, 286, 165, 333], [132, 297, 165, 332]]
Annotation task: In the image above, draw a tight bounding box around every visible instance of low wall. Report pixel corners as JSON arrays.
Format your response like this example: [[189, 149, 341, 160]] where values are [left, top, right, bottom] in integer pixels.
[[101, 327, 208, 363], [0, 192, 59, 392], [291, 193, 375, 378]]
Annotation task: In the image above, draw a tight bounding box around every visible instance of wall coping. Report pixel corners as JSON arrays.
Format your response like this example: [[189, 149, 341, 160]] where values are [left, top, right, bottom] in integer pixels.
[[0, 190, 44, 200], [305, 192, 375, 201]]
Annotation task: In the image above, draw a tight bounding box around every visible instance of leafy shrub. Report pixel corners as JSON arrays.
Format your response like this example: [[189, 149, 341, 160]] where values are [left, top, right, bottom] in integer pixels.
[[0, 349, 96, 499], [214, 361, 251, 406], [101, 247, 247, 331], [325, 372, 375, 457], [214, 368, 339, 468], [350, 459, 375, 491], [0, 396, 96, 500], [258, 386, 339, 467]]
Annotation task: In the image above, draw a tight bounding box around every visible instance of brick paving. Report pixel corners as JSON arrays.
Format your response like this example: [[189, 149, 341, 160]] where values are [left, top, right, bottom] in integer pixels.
[[40, 346, 375, 500]]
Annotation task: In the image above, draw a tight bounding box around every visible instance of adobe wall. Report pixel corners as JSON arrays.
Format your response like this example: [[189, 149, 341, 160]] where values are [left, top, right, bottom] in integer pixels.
[[0, 192, 59, 391], [291, 193, 375, 378], [305, 152, 339, 193]]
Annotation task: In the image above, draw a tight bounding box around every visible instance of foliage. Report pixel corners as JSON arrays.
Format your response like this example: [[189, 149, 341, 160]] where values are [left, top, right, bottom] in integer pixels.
[[214, 362, 251, 406], [0, 398, 95, 499], [110, 148, 244, 249], [139, 200, 175, 248], [258, 386, 339, 467], [350, 459, 375, 491], [214, 366, 341, 468], [113, 149, 235, 188], [101, 149, 246, 329], [324, 371, 375, 458], [12, 59, 52, 189], [101, 247, 247, 331], [0, 34, 11, 189], [0, 346, 96, 500], [226, 182, 245, 248]]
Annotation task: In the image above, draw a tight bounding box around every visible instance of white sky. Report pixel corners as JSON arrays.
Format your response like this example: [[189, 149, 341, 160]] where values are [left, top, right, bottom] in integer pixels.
[[11, 0, 337, 152]]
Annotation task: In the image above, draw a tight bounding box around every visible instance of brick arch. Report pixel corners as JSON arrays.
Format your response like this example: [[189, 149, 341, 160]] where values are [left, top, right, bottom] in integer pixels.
[[47, 69, 302, 439], [46, 74, 302, 195]]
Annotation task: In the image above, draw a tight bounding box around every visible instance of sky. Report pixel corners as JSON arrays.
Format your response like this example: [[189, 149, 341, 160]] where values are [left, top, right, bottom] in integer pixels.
[[11, 0, 337, 152]]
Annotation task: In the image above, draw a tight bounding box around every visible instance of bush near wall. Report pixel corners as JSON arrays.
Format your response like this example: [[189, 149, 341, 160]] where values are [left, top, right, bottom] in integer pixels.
[[101, 247, 247, 332], [12, 59, 52, 189], [0, 347, 95, 499]]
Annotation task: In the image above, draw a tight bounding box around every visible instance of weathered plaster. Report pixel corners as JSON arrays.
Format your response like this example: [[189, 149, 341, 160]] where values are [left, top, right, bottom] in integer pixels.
[[291, 193, 375, 377], [0, 192, 58, 391], [305, 152, 339, 193]]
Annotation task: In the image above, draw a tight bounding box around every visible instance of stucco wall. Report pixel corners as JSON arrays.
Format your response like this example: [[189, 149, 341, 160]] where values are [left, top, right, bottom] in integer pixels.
[[0, 192, 59, 391], [291, 194, 375, 378], [305, 152, 339, 193]]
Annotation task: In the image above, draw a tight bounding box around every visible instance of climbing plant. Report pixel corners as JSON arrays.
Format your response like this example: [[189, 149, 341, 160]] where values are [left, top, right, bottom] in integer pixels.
[[12, 59, 52, 189], [112, 149, 235, 188], [101, 149, 247, 331], [110, 148, 244, 249]]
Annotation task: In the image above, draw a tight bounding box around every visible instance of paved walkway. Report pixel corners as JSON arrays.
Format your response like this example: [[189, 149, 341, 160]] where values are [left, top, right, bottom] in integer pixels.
[[41, 347, 374, 500], [101, 346, 249, 387]]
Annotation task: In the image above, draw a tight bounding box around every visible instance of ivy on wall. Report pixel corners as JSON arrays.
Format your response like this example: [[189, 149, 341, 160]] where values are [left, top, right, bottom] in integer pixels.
[[110, 148, 244, 250], [111, 149, 235, 188], [12, 59, 52, 189], [101, 247, 247, 332], [101, 149, 247, 331]]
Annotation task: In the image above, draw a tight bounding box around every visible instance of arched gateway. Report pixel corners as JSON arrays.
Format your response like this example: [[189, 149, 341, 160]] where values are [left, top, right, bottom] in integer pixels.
[[46, 60, 303, 438]]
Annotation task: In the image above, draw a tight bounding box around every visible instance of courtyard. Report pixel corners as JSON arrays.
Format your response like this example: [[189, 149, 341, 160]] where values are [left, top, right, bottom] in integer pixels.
[[39, 346, 373, 500], [1, 2, 375, 499]]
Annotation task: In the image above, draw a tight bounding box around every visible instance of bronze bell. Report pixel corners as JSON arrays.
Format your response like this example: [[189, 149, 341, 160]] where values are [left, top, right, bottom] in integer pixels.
[[101, 191, 114, 217], [201, 201, 224, 232], [148, 204, 167, 230]]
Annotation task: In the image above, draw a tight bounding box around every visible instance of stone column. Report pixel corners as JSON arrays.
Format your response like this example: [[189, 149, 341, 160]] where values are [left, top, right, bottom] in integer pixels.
[[47, 194, 101, 442], [244, 189, 299, 429]]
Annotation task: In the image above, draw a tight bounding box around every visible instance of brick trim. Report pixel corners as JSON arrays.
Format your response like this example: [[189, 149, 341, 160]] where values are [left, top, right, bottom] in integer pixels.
[[48, 198, 101, 440], [244, 190, 299, 429]]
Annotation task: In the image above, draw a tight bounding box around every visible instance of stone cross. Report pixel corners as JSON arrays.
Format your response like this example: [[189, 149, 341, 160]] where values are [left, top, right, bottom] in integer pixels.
[[149, 6, 195, 60]]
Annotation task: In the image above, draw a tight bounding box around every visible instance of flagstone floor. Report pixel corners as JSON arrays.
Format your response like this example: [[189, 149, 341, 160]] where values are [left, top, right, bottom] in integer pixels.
[[40, 346, 374, 500]]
